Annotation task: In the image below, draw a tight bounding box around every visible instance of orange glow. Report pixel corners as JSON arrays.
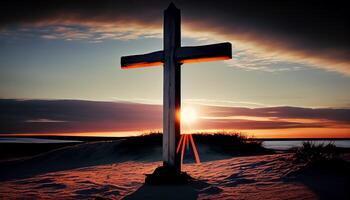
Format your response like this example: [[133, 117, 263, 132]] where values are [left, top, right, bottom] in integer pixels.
[[189, 134, 200, 163], [180, 134, 187, 165], [176, 127, 350, 139], [176, 134, 185, 153], [121, 61, 163, 69], [176, 108, 181, 122], [180, 56, 231, 64], [2, 127, 350, 138], [248, 127, 350, 139], [121, 56, 231, 68], [177, 134, 201, 165], [200, 116, 273, 121]]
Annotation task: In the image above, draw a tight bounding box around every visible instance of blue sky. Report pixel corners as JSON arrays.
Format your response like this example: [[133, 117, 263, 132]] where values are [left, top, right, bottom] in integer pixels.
[[1, 34, 350, 108]]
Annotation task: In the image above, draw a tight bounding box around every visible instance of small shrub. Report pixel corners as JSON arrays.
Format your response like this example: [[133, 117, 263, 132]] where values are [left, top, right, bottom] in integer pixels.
[[192, 132, 268, 155], [294, 141, 340, 163]]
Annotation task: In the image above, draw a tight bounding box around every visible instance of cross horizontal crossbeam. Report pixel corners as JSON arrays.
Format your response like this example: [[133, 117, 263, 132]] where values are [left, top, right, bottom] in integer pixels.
[[121, 50, 163, 69], [121, 42, 232, 69]]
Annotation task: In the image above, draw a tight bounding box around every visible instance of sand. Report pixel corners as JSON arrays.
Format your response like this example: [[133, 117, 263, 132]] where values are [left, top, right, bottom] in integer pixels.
[[0, 140, 348, 199]]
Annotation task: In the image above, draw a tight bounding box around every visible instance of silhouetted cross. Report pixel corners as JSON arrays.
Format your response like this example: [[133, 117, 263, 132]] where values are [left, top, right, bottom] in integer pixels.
[[121, 3, 232, 173]]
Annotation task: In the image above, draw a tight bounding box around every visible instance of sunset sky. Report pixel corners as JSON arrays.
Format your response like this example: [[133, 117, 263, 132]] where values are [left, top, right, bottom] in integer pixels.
[[0, 0, 349, 138]]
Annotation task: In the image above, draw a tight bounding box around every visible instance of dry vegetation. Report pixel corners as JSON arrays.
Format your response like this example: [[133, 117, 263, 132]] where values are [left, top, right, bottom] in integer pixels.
[[118, 132, 273, 156], [294, 141, 341, 163]]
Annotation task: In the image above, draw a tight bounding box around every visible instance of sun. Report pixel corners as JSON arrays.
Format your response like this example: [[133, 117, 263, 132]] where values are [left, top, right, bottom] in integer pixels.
[[181, 107, 198, 124]]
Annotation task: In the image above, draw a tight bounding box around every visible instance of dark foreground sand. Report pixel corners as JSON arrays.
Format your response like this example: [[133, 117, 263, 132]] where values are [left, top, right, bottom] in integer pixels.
[[0, 140, 349, 199]]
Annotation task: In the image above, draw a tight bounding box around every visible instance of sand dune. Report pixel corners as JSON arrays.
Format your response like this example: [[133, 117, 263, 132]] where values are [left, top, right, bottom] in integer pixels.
[[0, 140, 349, 199]]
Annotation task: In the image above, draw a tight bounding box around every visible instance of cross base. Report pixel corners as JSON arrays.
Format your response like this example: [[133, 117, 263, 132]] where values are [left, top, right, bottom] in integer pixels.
[[145, 166, 192, 185]]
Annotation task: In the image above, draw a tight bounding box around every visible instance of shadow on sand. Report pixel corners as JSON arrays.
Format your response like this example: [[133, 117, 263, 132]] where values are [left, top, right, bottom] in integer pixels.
[[285, 159, 350, 200], [124, 179, 222, 200]]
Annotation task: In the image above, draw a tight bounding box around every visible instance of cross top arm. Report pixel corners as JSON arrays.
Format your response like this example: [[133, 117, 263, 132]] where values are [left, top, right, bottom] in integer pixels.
[[120, 42, 232, 69]]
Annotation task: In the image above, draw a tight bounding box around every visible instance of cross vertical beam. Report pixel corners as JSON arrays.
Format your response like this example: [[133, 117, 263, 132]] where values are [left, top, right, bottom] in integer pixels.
[[163, 3, 181, 172], [120, 3, 232, 179]]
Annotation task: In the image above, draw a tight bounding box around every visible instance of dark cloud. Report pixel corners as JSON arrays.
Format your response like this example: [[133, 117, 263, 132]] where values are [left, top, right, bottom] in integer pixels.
[[0, 99, 349, 134], [0, 99, 162, 134], [201, 106, 350, 122], [197, 105, 350, 130], [0, 0, 349, 74]]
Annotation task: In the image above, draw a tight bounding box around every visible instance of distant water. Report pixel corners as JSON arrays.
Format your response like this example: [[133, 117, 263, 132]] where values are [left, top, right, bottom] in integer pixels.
[[0, 137, 81, 144], [262, 140, 350, 150], [1, 137, 349, 151]]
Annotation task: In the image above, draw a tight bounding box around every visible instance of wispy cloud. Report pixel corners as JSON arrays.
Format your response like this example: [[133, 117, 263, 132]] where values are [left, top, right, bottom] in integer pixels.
[[25, 119, 67, 123], [184, 99, 268, 108], [0, 0, 349, 75], [225, 48, 307, 72]]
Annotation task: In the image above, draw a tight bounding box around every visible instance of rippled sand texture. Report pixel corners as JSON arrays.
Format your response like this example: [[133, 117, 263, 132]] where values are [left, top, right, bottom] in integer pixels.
[[0, 153, 319, 200]]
